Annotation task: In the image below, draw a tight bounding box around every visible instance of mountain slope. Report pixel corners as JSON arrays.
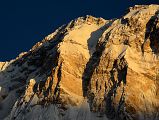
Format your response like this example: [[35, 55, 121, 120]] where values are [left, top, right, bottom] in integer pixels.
[[0, 5, 159, 120]]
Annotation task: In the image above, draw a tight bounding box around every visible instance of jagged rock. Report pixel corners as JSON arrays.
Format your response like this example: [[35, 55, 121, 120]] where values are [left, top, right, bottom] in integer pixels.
[[0, 5, 159, 120]]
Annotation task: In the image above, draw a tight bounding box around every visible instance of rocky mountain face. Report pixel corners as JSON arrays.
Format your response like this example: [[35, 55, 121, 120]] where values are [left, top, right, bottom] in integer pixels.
[[0, 5, 159, 120]]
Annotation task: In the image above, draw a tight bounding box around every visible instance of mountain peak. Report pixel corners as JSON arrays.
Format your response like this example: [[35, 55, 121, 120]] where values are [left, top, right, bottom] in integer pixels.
[[1, 4, 159, 120]]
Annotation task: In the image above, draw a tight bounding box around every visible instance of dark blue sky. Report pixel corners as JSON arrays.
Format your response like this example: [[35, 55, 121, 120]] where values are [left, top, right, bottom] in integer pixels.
[[0, 0, 158, 61]]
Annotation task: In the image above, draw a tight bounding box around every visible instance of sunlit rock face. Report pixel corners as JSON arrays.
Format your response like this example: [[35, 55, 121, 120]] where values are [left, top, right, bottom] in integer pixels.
[[1, 5, 159, 120]]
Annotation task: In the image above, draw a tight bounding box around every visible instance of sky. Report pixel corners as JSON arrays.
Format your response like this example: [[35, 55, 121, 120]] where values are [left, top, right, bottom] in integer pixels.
[[0, 0, 159, 61]]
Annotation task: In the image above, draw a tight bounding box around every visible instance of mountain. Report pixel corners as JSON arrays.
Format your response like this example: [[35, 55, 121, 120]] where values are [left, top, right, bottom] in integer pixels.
[[0, 4, 159, 120]]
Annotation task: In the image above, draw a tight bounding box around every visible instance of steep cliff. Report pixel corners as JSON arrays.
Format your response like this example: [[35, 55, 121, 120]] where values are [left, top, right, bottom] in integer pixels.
[[0, 5, 159, 120]]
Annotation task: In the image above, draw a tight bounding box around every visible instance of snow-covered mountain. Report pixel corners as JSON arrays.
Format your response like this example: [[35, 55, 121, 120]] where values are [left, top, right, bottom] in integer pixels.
[[1, 5, 159, 120]]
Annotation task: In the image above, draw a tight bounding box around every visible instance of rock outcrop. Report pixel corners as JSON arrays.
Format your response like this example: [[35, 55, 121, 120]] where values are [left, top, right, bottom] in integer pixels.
[[0, 5, 159, 120]]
